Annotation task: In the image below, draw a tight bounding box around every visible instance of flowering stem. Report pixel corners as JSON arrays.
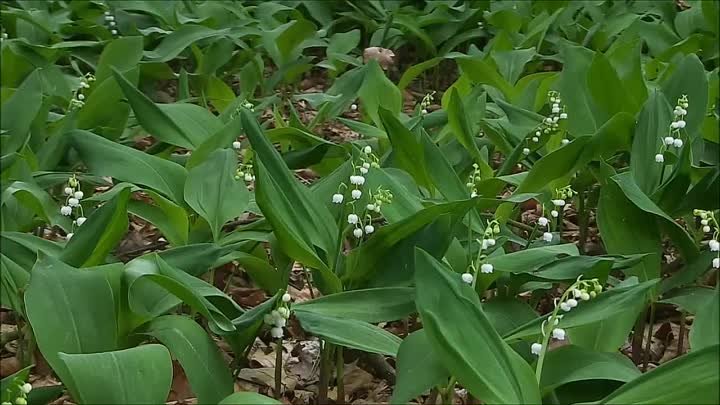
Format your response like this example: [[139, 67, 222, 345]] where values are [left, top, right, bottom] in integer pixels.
[[535, 281, 580, 382], [274, 338, 283, 399], [336, 346, 345, 403], [557, 208, 564, 241], [676, 310, 687, 358], [318, 341, 333, 404], [577, 188, 587, 253]]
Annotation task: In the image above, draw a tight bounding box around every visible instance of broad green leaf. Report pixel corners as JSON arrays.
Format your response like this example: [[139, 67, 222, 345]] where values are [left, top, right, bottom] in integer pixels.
[[293, 287, 415, 323], [539, 345, 640, 393], [1, 69, 42, 155], [690, 286, 719, 350], [112, 68, 205, 149], [588, 52, 638, 121], [184, 149, 249, 241], [597, 176, 662, 281], [133, 315, 233, 404], [358, 60, 402, 128], [457, 57, 514, 100], [629, 91, 673, 194], [94, 36, 144, 85], [391, 330, 449, 404], [557, 45, 598, 136], [598, 344, 719, 404], [661, 54, 708, 142], [186, 116, 243, 170], [660, 286, 715, 315], [59, 345, 172, 405], [1, 181, 70, 231], [68, 130, 187, 204], [414, 249, 541, 404], [492, 48, 536, 85], [398, 57, 441, 90], [447, 88, 483, 164], [129, 189, 188, 246], [125, 255, 237, 333], [241, 109, 339, 292], [488, 244, 579, 273], [144, 25, 233, 62], [0, 254, 29, 313], [378, 108, 433, 190], [60, 187, 130, 267], [25, 256, 121, 390], [504, 279, 659, 341], [294, 310, 401, 356]]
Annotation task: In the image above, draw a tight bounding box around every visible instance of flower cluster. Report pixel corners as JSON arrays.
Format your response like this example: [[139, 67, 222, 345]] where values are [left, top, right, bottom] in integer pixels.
[[419, 91, 435, 115], [693, 209, 719, 269], [522, 91, 568, 155], [69, 73, 95, 110], [234, 161, 255, 184], [59, 175, 87, 240], [466, 163, 483, 198], [534, 187, 575, 243], [656, 95, 688, 163], [461, 220, 501, 284], [104, 10, 118, 36], [334, 146, 391, 239], [264, 293, 292, 339], [1, 376, 32, 405], [530, 276, 603, 356]]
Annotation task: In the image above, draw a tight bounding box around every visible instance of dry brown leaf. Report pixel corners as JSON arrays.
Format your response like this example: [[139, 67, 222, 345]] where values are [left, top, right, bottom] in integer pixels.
[[363, 47, 396, 69]]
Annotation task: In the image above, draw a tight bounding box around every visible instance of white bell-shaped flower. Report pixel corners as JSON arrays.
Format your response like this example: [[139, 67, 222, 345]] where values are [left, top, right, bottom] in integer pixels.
[[351, 189, 362, 199], [461, 273, 473, 284], [561, 139, 570, 145], [74, 191, 84, 199], [76, 217, 87, 226], [364, 224, 374, 234], [567, 298, 578, 308], [703, 225, 711, 233], [552, 107, 560, 113], [60, 206, 72, 216], [580, 291, 591, 301], [353, 228, 363, 238], [232, 141, 242, 150], [350, 175, 365, 185], [278, 307, 290, 318], [664, 137, 675, 145], [366, 203, 375, 211], [673, 138, 683, 148], [676, 120, 686, 128], [531, 342, 542, 355], [359, 167, 368, 174], [560, 302, 571, 312], [65, 187, 74, 195], [551, 210, 559, 218], [282, 293, 292, 303], [552, 328, 566, 340], [538, 217, 548, 227], [244, 173, 253, 182], [522, 147, 530, 155], [559, 112, 568, 119], [709, 240, 719, 251], [332, 193, 344, 204], [351, 104, 357, 111], [362, 162, 370, 169], [552, 199, 566, 207], [363, 145, 372, 154], [480, 263, 494, 274], [532, 136, 539, 142], [66, 233, 74, 240], [274, 317, 287, 328], [270, 327, 284, 339], [655, 154, 664, 163], [347, 214, 359, 224], [713, 257, 719, 269], [543, 232, 553, 242]]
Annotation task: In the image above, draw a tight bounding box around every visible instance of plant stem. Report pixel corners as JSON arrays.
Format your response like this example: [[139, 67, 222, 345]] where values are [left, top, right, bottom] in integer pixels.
[[642, 303, 656, 371], [676, 310, 687, 358], [302, 266, 315, 299], [274, 338, 283, 399], [631, 307, 647, 364], [336, 346, 345, 404], [318, 341, 334, 404], [525, 222, 539, 250], [577, 188, 587, 253], [427, 387, 439, 404], [536, 281, 582, 382], [440, 377, 456, 405], [557, 207, 564, 241]]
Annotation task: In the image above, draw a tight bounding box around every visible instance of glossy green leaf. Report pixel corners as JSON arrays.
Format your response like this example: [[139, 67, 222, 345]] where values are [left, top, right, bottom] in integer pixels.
[[540, 345, 640, 393], [25, 256, 121, 391], [133, 315, 233, 404], [1, 70, 42, 155], [68, 130, 187, 203], [414, 248, 541, 404], [629, 91, 673, 195], [358, 60, 402, 128], [184, 149, 249, 241], [391, 330, 449, 404], [241, 109, 339, 292], [60, 187, 130, 267], [59, 345, 172, 405], [690, 287, 719, 351], [294, 310, 401, 356], [598, 344, 719, 404], [294, 287, 415, 323]]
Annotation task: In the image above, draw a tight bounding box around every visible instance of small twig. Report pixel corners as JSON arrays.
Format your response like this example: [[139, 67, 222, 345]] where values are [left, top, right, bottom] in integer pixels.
[[642, 303, 656, 371], [274, 339, 283, 399], [336, 346, 345, 404], [676, 311, 687, 358], [117, 240, 168, 257]]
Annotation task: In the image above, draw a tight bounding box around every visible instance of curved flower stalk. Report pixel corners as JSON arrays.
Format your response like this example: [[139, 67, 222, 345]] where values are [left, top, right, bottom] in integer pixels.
[[1, 377, 32, 405], [656, 95, 689, 163], [531, 276, 603, 381], [693, 209, 719, 269], [419, 91, 435, 115], [69, 73, 95, 110], [522, 91, 568, 156], [59, 175, 87, 240], [333, 146, 390, 241], [461, 219, 501, 285]]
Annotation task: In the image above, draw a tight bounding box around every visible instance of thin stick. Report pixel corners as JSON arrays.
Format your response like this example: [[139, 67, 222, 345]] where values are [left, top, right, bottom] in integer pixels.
[[318, 341, 333, 404], [676, 310, 687, 358], [274, 339, 283, 399], [642, 303, 656, 371], [303, 266, 315, 299], [525, 222, 539, 250], [336, 346, 345, 404]]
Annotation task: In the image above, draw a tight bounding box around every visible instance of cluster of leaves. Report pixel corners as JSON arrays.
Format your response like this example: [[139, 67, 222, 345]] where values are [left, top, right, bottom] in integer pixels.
[[0, 0, 718, 404]]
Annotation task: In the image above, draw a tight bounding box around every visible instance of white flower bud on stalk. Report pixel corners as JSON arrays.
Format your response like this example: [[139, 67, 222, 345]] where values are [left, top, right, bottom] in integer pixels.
[[461, 273, 473, 284]]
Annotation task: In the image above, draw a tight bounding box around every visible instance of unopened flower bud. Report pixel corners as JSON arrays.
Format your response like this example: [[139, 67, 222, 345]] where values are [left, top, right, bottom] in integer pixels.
[[567, 298, 578, 308], [282, 293, 292, 303]]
